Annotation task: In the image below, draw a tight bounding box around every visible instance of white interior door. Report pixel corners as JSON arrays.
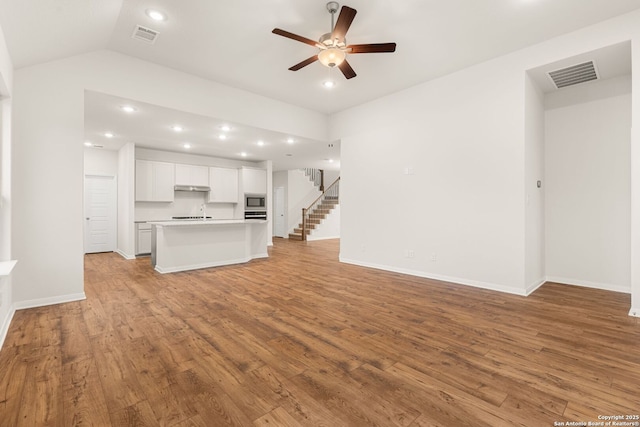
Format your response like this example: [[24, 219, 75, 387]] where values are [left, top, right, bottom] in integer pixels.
[[84, 175, 117, 253], [274, 186, 286, 237]]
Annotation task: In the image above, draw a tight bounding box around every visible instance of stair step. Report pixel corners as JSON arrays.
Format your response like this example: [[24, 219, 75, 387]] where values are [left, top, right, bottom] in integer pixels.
[[318, 204, 336, 210], [289, 233, 304, 240], [294, 228, 312, 235], [298, 223, 318, 229]]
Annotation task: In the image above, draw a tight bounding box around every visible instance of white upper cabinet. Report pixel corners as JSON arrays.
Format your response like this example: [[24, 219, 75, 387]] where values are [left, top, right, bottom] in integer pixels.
[[208, 167, 239, 203], [175, 164, 209, 187], [242, 167, 267, 194], [135, 160, 175, 202]]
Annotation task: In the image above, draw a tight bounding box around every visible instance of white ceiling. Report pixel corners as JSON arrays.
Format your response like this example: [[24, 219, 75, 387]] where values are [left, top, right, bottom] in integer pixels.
[[84, 90, 340, 171], [2, 0, 640, 168]]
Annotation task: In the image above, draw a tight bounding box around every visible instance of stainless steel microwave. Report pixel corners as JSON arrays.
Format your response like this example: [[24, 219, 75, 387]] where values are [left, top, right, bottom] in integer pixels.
[[245, 194, 266, 210]]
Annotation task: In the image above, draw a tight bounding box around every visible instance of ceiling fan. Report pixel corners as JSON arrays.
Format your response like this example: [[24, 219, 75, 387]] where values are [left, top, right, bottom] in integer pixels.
[[272, 2, 397, 80]]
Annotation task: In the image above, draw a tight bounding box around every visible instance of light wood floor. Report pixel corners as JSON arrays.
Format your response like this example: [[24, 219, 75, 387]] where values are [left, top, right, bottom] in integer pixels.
[[1, 239, 639, 426]]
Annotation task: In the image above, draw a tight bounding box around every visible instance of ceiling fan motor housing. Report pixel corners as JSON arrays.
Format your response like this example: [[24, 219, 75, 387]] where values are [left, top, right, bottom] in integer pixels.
[[319, 32, 346, 48]]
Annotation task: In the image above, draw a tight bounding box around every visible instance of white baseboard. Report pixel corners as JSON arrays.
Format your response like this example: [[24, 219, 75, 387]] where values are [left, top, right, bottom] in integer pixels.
[[155, 253, 269, 274], [629, 307, 640, 318], [116, 249, 135, 260], [13, 292, 87, 311], [525, 278, 546, 296], [0, 304, 16, 350], [545, 276, 631, 294], [307, 235, 340, 241], [339, 257, 528, 296]]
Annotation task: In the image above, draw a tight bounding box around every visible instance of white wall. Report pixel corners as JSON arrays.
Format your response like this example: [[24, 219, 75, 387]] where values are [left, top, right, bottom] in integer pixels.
[[331, 9, 640, 300], [0, 19, 13, 347], [84, 148, 118, 176], [13, 62, 87, 307], [335, 64, 526, 294], [117, 143, 135, 259], [632, 40, 640, 315], [545, 76, 631, 293], [524, 73, 546, 293]]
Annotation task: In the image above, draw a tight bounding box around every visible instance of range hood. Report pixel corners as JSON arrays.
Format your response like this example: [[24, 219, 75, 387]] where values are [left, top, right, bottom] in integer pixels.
[[174, 185, 210, 192]]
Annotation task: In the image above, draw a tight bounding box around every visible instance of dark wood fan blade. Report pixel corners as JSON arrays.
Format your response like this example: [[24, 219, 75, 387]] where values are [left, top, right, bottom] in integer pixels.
[[289, 55, 319, 71], [272, 28, 320, 48], [331, 6, 357, 42], [347, 43, 397, 54], [338, 59, 357, 79]]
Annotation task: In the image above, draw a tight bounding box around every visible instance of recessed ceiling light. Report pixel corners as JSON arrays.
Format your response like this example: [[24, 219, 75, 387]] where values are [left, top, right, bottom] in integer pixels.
[[172, 125, 183, 132], [286, 154, 293, 157], [240, 152, 248, 157], [104, 132, 114, 138], [287, 138, 295, 144], [328, 159, 334, 163], [323, 80, 336, 89], [146, 9, 167, 21], [219, 134, 227, 140], [120, 105, 137, 113], [220, 125, 231, 132], [183, 143, 191, 149], [84, 141, 93, 147], [257, 140, 265, 146]]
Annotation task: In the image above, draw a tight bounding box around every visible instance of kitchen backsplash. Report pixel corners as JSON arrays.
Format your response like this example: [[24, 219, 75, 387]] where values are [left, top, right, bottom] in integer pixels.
[[135, 191, 237, 221]]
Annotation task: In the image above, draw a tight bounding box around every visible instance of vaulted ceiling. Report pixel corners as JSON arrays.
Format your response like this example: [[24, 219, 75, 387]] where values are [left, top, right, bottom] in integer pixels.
[[1, 0, 639, 169]]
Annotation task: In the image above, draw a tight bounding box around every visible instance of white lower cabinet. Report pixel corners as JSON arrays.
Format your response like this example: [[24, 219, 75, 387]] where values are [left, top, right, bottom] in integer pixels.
[[136, 223, 152, 255]]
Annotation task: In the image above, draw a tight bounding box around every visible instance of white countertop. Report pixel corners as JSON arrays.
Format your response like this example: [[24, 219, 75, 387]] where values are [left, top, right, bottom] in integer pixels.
[[148, 219, 266, 226]]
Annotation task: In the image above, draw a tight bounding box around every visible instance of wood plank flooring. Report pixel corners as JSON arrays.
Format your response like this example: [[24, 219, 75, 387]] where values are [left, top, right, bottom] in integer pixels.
[[1, 238, 639, 426]]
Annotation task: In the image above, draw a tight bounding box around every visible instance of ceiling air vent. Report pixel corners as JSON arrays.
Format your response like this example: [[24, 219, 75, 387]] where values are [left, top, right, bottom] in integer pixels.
[[547, 61, 599, 89], [132, 25, 159, 44]]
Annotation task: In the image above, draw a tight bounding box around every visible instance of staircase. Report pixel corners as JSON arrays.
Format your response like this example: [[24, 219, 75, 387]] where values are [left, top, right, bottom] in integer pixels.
[[289, 194, 339, 240]]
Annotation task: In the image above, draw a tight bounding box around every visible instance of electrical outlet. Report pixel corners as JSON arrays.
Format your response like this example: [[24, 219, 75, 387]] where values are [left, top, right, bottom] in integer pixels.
[[404, 250, 415, 258], [431, 253, 437, 262]]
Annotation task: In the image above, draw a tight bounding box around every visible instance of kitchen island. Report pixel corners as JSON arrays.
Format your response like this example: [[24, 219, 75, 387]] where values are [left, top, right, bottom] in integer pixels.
[[148, 219, 268, 273]]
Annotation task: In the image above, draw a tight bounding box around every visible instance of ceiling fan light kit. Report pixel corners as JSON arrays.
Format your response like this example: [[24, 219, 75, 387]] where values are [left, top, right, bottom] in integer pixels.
[[318, 48, 346, 67], [272, 2, 397, 80]]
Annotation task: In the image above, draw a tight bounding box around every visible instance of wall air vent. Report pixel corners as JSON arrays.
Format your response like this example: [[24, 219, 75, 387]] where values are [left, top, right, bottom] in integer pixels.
[[132, 25, 159, 44], [547, 61, 599, 89]]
